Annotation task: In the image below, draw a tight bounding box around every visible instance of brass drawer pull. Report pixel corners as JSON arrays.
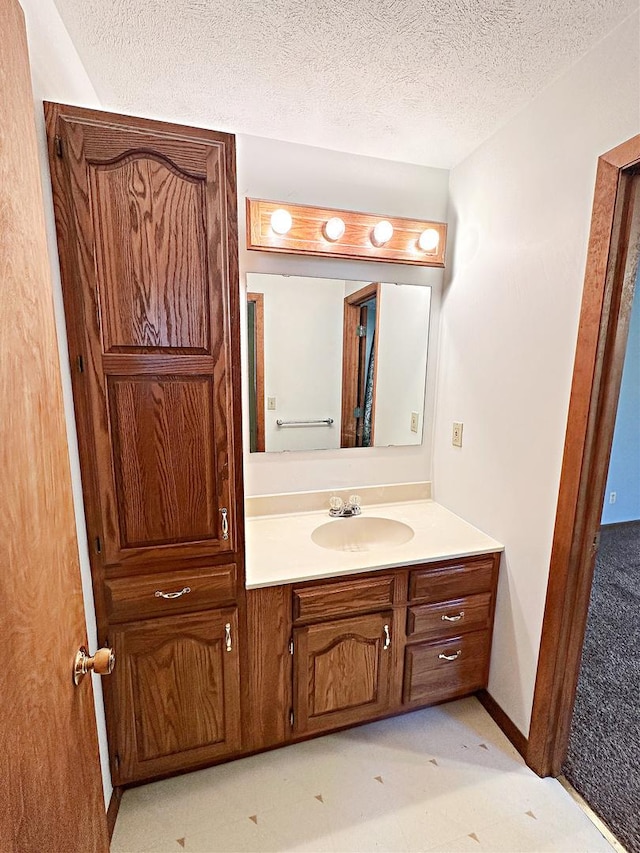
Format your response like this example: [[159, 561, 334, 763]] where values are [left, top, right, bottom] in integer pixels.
[[441, 612, 464, 622], [383, 624, 391, 650], [225, 622, 232, 652], [155, 586, 191, 600], [438, 650, 462, 662]]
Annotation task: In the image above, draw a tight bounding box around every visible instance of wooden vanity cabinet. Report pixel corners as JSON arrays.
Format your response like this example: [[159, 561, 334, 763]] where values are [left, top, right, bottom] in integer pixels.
[[46, 103, 246, 786], [402, 555, 500, 708], [293, 610, 394, 734], [109, 608, 241, 783], [290, 573, 399, 734], [246, 553, 500, 752]]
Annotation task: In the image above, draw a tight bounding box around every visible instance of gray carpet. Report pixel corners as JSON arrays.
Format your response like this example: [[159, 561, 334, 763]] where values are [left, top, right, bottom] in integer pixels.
[[563, 521, 640, 853]]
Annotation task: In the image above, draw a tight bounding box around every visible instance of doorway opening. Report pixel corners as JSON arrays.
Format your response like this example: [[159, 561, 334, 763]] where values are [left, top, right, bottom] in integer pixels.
[[562, 264, 640, 850], [340, 282, 380, 447], [247, 292, 265, 453], [527, 139, 640, 833]]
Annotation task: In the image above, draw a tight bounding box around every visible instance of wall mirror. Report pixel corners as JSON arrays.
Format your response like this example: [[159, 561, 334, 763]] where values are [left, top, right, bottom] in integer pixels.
[[246, 273, 432, 453]]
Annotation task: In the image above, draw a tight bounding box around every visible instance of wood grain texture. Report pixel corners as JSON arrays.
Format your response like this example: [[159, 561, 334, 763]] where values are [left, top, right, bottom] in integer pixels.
[[105, 563, 237, 622], [108, 375, 217, 547], [45, 102, 246, 786], [407, 593, 492, 640], [292, 574, 395, 622], [528, 151, 640, 777], [409, 557, 496, 602], [245, 586, 292, 750], [45, 102, 241, 573], [403, 631, 491, 705], [110, 608, 241, 783], [0, 6, 107, 850], [246, 198, 447, 267], [90, 154, 209, 352], [294, 611, 392, 734]]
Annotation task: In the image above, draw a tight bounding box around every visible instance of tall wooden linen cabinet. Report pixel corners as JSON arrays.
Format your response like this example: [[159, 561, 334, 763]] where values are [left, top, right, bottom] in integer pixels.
[[45, 104, 245, 785]]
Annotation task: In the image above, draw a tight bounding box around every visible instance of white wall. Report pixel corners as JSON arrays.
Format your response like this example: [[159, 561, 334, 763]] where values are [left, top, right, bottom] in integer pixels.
[[433, 12, 640, 737], [253, 274, 343, 451], [237, 134, 448, 496], [19, 0, 112, 807], [375, 285, 432, 446]]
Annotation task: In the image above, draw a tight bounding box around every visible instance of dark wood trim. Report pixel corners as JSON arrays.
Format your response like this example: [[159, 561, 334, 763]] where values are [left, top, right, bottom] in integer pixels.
[[476, 690, 528, 759], [106, 787, 123, 841], [247, 292, 265, 452], [527, 136, 640, 777]]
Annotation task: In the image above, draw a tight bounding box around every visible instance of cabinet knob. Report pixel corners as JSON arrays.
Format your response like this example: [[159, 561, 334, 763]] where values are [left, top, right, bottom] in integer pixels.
[[74, 646, 115, 685]]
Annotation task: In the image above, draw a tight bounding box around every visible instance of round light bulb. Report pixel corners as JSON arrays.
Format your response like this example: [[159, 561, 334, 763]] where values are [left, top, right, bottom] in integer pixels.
[[372, 220, 394, 247], [270, 208, 292, 236], [323, 217, 345, 242], [418, 228, 439, 252]]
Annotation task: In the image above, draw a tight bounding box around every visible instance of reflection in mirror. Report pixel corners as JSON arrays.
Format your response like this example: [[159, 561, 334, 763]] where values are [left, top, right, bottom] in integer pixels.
[[246, 274, 431, 453]]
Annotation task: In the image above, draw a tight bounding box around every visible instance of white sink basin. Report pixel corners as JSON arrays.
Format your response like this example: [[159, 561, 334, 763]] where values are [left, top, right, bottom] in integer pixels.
[[311, 516, 414, 552]]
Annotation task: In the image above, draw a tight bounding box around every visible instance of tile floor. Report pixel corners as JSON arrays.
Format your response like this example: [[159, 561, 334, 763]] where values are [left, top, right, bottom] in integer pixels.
[[111, 697, 617, 853]]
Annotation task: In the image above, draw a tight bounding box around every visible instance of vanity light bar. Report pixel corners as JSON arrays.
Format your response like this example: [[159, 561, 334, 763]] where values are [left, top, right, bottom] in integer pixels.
[[246, 198, 447, 267]]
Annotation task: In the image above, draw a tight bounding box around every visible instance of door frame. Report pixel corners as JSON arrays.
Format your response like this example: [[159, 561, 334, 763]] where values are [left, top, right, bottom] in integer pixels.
[[246, 292, 265, 452], [527, 135, 640, 776], [340, 282, 380, 447]]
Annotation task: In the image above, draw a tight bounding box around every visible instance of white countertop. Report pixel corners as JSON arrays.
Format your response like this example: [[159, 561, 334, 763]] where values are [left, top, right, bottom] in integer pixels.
[[245, 499, 503, 589]]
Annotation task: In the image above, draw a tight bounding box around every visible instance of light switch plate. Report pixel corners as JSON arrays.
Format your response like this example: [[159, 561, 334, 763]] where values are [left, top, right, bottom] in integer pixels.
[[410, 412, 419, 433], [267, 396, 277, 410], [452, 422, 463, 447]]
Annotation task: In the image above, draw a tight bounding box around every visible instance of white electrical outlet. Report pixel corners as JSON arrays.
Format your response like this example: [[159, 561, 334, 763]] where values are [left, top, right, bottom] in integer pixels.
[[267, 396, 276, 411], [410, 412, 419, 433], [609, 491, 617, 504], [452, 422, 463, 447]]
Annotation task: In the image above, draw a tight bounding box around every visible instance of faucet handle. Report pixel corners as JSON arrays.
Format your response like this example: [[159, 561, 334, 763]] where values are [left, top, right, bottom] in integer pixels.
[[349, 494, 361, 509], [329, 496, 343, 511]]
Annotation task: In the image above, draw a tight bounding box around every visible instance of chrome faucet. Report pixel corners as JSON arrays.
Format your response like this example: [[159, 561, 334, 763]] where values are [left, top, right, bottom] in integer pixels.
[[329, 495, 362, 518]]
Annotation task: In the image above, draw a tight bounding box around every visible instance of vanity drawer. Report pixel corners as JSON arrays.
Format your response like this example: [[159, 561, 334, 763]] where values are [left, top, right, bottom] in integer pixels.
[[403, 630, 490, 705], [409, 557, 495, 603], [406, 593, 492, 641], [293, 574, 395, 623], [105, 564, 237, 623]]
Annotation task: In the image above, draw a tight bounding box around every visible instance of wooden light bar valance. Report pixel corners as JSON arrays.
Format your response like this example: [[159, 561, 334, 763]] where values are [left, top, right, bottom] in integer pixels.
[[246, 198, 447, 267]]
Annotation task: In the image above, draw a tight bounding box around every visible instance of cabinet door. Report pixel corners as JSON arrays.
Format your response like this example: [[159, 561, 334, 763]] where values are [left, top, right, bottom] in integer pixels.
[[109, 608, 241, 784], [45, 103, 242, 571], [294, 611, 393, 735]]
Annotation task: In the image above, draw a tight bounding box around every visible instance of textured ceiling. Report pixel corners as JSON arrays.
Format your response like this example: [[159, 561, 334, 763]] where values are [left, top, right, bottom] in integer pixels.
[[53, 0, 637, 168]]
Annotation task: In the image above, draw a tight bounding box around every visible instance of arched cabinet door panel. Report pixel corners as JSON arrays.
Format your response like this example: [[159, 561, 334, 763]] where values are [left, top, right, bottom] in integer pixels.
[[293, 611, 393, 735], [109, 608, 241, 784], [45, 103, 242, 572]]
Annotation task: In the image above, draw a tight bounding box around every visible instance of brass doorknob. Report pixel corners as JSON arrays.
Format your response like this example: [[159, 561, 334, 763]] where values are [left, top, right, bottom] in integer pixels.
[[73, 646, 115, 685]]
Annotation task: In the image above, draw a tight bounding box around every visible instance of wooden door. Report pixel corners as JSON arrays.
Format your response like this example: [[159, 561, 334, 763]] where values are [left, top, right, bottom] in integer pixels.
[[109, 608, 241, 784], [0, 2, 108, 850], [293, 611, 393, 734], [45, 103, 242, 573]]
